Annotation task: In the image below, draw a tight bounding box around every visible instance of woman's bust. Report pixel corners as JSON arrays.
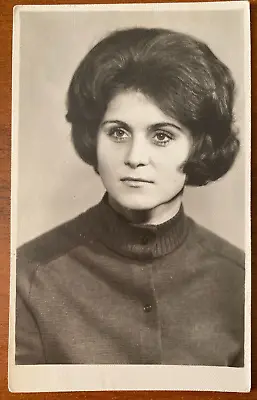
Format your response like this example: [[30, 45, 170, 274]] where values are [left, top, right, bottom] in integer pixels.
[[15, 27, 245, 367]]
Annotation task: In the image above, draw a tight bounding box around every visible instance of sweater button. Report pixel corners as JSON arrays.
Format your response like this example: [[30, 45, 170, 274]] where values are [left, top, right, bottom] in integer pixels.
[[143, 304, 152, 313], [141, 236, 149, 245]]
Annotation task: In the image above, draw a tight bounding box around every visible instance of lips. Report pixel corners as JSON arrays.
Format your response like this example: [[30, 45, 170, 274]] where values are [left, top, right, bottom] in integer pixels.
[[120, 177, 154, 183]]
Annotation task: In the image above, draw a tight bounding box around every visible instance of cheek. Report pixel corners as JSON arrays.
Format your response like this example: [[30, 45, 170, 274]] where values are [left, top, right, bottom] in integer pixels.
[[97, 136, 125, 169], [159, 161, 187, 198], [97, 137, 121, 179], [170, 141, 191, 175], [97, 136, 111, 169], [158, 151, 188, 178]]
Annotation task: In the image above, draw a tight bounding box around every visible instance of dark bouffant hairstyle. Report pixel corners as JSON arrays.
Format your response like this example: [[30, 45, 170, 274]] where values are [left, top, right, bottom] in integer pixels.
[[66, 27, 240, 186]]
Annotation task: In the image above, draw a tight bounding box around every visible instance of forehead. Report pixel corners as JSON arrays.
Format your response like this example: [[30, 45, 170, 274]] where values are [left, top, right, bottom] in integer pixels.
[[103, 90, 180, 126]]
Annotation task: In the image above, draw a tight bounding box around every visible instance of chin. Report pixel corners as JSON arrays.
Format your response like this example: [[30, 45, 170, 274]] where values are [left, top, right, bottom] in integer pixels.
[[115, 194, 157, 211]]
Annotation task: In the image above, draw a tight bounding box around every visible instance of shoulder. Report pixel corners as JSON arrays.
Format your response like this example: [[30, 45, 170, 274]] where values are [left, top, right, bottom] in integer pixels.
[[16, 203, 102, 299], [16, 202, 101, 273], [189, 217, 245, 271], [186, 219, 245, 366], [186, 217, 245, 301]]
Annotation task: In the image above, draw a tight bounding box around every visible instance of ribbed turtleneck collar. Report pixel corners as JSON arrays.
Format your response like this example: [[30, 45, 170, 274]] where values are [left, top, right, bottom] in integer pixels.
[[88, 194, 190, 260]]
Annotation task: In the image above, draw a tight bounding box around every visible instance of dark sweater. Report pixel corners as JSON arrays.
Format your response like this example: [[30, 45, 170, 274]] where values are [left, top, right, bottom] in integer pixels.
[[15, 196, 245, 366]]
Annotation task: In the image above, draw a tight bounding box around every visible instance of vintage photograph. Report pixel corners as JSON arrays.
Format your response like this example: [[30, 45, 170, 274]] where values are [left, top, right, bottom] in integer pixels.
[[9, 2, 250, 393]]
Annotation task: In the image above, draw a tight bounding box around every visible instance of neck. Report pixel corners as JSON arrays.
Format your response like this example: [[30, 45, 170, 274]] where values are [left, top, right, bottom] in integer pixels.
[[108, 193, 183, 226]]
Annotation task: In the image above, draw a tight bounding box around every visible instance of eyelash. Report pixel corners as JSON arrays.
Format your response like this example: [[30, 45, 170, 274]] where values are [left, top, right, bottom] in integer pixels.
[[106, 127, 175, 146], [107, 127, 130, 142], [152, 131, 175, 146]]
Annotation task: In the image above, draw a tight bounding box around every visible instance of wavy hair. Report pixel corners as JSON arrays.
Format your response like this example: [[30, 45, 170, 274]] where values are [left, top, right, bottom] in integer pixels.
[[66, 27, 240, 186]]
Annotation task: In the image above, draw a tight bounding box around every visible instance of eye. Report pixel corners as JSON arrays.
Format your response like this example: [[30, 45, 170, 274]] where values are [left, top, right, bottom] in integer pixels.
[[107, 127, 130, 142], [152, 131, 174, 146]]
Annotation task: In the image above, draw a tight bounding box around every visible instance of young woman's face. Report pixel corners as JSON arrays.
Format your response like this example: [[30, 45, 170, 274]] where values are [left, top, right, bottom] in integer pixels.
[[97, 90, 191, 211]]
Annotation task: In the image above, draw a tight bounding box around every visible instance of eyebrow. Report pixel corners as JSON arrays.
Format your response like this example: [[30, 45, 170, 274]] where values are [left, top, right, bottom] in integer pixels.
[[101, 120, 182, 131], [101, 120, 131, 131], [152, 122, 182, 131]]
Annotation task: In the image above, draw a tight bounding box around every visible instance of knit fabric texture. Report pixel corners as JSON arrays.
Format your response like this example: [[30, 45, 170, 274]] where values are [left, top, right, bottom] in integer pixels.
[[16, 195, 245, 366]]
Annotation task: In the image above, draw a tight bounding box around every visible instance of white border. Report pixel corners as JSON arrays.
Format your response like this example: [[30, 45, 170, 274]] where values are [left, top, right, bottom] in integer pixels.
[[8, 365, 250, 393], [8, 0, 20, 392], [13, 1, 249, 12], [243, 0, 252, 389], [9, 2, 251, 393]]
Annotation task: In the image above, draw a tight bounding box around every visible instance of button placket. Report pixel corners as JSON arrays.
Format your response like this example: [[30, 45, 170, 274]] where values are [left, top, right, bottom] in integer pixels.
[[134, 264, 161, 363]]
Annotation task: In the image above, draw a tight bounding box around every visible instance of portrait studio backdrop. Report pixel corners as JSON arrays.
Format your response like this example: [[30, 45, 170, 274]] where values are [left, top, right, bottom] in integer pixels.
[[16, 8, 246, 249]]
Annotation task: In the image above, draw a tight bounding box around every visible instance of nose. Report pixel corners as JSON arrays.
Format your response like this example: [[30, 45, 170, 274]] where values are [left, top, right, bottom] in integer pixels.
[[124, 136, 149, 168]]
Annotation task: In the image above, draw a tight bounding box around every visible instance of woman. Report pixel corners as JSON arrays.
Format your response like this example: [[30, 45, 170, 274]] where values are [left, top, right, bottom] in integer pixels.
[[16, 27, 245, 366]]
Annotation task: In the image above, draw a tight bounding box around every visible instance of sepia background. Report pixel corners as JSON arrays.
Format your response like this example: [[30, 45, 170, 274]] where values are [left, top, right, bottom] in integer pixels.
[[0, 0, 252, 398], [16, 8, 247, 249]]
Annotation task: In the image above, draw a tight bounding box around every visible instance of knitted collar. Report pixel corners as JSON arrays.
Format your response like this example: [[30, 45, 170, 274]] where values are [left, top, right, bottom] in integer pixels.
[[89, 194, 190, 260]]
